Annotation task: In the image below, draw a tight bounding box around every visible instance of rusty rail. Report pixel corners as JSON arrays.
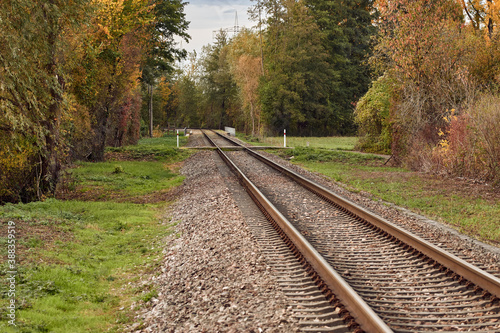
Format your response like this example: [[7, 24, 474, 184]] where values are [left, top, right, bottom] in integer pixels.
[[203, 130, 393, 333]]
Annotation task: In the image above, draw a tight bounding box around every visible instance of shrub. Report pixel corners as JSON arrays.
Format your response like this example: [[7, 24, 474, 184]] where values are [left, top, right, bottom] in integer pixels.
[[113, 165, 124, 174], [431, 95, 500, 184], [468, 95, 500, 182], [0, 137, 39, 203], [354, 75, 394, 154]]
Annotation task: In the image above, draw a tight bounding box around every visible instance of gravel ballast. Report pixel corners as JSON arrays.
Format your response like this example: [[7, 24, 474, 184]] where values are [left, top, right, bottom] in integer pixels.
[[135, 132, 499, 332], [136, 151, 299, 332], [257, 150, 500, 271]]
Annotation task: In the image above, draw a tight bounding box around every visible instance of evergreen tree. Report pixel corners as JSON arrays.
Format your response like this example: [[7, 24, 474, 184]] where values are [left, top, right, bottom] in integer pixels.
[[200, 31, 239, 129], [260, 0, 335, 136], [306, 0, 377, 134]]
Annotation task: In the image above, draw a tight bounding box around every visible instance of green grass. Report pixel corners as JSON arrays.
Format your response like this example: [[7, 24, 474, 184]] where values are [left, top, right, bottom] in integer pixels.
[[276, 146, 500, 244], [277, 146, 386, 164], [71, 161, 184, 197], [107, 135, 190, 161], [0, 135, 190, 332], [236, 133, 358, 151], [0, 200, 171, 332]]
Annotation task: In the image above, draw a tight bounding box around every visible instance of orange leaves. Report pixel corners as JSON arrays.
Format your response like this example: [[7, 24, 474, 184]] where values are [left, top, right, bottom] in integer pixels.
[[375, 0, 464, 85], [457, 0, 500, 37]]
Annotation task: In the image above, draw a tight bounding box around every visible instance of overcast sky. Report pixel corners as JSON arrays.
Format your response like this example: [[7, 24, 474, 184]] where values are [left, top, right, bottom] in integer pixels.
[[177, 0, 255, 55]]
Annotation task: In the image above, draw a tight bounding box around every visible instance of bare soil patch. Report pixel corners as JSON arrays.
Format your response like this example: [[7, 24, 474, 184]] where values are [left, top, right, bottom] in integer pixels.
[[56, 183, 181, 204], [0, 219, 72, 265]]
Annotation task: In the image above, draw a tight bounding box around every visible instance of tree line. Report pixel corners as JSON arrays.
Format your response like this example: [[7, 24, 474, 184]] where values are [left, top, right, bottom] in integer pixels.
[[157, 0, 499, 183], [0, 0, 189, 203], [153, 0, 375, 138], [2, 0, 499, 204]]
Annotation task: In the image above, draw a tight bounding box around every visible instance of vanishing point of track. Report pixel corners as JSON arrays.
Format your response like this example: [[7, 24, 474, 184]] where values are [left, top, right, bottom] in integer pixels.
[[199, 130, 500, 333]]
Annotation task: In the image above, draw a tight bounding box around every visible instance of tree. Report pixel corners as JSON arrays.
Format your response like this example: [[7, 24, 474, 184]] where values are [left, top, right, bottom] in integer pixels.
[[0, 0, 91, 201], [141, 0, 190, 137], [200, 31, 239, 129], [72, 0, 159, 161], [259, 0, 334, 136], [371, 0, 468, 158], [227, 29, 263, 136], [459, 0, 500, 37], [306, 0, 377, 134]]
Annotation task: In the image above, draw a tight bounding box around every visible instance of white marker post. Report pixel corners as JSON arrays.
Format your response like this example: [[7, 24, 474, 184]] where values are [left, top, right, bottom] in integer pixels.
[[177, 130, 179, 148], [284, 129, 286, 147]]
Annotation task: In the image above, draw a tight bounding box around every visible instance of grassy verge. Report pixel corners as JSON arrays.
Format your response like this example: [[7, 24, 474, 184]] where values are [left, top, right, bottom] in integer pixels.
[[236, 133, 358, 150], [0, 135, 190, 332], [275, 146, 500, 245]]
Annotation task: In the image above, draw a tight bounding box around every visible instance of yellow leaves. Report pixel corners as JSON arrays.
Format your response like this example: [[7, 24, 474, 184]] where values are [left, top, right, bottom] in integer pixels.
[[458, 0, 500, 36], [91, 0, 153, 42], [442, 108, 457, 123], [97, 23, 112, 39], [0, 137, 37, 198], [439, 138, 450, 149]]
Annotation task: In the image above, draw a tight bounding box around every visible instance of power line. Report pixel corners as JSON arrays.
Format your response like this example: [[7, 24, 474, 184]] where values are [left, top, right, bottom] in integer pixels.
[[213, 10, 240, 39]]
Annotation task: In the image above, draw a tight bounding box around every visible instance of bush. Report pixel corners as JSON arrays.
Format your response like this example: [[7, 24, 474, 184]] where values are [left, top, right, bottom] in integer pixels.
[[431, 94, 500, 184], [354, 75, 394, 154], [0, 137, 39, 203]]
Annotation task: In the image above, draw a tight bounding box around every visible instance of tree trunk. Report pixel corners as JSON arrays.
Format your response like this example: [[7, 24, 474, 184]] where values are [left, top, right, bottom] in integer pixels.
[[92, 105, 110, 162], [487, 0, 494, 38], [39, 28, 63, 198], [250, 101, 255, 136]]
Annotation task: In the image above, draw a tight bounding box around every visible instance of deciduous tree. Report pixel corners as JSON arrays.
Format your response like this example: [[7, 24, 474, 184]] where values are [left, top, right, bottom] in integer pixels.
[[0, 0, 91, 201], [227, 29, 263, 136]]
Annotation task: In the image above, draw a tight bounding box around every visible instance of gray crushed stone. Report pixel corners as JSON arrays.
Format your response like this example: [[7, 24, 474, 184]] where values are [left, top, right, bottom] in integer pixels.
[[260, 150, 500, 270], [134, 151, 299, 332]]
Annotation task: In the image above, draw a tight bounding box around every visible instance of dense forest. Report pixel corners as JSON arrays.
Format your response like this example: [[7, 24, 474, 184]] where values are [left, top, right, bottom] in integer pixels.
[[1, 0, 499, 203], [0, 0, 189, 202]]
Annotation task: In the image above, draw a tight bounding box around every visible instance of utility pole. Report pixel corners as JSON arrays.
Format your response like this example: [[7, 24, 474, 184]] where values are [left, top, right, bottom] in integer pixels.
[[213, 10, 240, 39], [259, 0, 264, 74], [149, 83, 153, 138]]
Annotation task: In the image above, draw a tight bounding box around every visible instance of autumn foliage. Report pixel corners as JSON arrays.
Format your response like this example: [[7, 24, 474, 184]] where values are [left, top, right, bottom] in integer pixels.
[[355, 0, 500, 183], [0, 0, 189, 203]]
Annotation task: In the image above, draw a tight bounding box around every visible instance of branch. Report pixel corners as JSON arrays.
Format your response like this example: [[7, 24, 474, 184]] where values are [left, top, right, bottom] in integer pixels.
[[0, 95, 19, 108], [0, 124, 12, 133], [460, 0, 476, 28]]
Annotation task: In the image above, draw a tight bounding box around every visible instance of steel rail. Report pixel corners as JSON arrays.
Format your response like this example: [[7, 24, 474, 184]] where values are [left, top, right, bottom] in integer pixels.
[[213, 130, 500, 300], [202, 130, 393, 333]]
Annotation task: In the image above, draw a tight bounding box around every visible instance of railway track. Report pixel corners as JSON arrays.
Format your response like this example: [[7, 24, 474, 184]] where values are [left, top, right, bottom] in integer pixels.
[[199, 130, 500, 332]]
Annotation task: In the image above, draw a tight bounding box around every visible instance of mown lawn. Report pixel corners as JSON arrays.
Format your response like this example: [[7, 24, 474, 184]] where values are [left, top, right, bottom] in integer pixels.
[[273, 145, 500, 245], [0, 135, 190, 332]]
